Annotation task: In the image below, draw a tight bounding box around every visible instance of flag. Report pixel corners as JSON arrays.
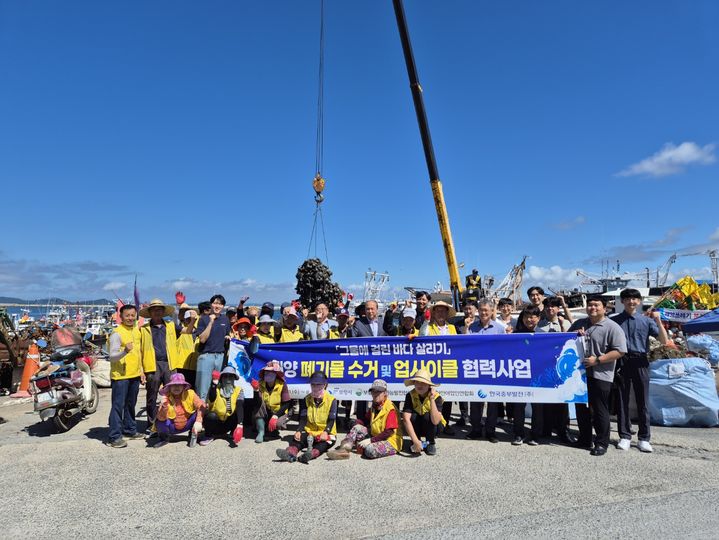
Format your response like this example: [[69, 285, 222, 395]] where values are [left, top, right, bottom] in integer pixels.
[[133, 275, 141, 308]]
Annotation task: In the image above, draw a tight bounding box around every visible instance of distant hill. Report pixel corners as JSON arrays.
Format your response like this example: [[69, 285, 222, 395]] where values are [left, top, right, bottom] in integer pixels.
[[0, 296, 114, 305]]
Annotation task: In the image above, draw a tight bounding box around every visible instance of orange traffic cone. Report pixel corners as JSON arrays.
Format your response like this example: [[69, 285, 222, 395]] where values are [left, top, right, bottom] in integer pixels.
[[10, 343, 40, 398]]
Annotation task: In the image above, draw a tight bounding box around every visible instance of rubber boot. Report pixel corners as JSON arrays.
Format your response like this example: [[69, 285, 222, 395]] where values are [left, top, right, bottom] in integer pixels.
[[327, 438, 353, 460], [255, 418, 266, 444]]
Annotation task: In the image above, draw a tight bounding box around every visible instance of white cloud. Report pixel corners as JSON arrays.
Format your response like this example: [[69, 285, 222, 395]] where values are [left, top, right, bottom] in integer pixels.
[[526, 265, 584, 291], [551, 216, 585, 231], [617, 141, 716, 177], [102, 281, 126, 291], [710, 228, 719, 242]]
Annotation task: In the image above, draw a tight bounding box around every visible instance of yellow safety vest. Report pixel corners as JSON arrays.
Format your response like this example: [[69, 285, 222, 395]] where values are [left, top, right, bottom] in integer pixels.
[[256, 332, 276, 344], [398, 327, 419, 337], [209, 385, 242, 422], [111, 325, 142, 380], [409, 389, 447, 426], [305, 393, 337, 436], [370, 398, 403, 451], [140, 320, 180, 372], [176, 333, 199, 371], [260, 380, 285, 414], [427, 323, 457, 336], [166, 389, 199, 420], [279, 327, 304, 343]]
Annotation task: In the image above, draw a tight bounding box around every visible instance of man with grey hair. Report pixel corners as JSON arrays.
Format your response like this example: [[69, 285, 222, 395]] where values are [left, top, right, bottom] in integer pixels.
[[465, 298, 507, 441], [350, 300, 386, 338], [303, 303, 338, 340]]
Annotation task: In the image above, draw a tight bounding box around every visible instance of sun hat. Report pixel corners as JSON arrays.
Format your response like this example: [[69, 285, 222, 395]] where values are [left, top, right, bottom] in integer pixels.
[[402, 307, 417, 319], [309, 370, 328, 385], [429, 300, 456, 319], [259, 360, 285, 379], [139, 298, 175, 318], [232, 317, 253, 332], [283, 306, 299, 320], [258, 314, 274, 324], [177, 302, 191, 318], [159, 373, 191, 395], [368, 379, 388, 392], [219, 366, 239, 380], [404, 368, 439, 387]]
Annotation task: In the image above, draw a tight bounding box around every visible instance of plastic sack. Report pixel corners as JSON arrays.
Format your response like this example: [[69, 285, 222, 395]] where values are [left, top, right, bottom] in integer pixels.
[[686, 334, 719, 366], [91, 359, 112, 388], [648, 358, 719, 427]]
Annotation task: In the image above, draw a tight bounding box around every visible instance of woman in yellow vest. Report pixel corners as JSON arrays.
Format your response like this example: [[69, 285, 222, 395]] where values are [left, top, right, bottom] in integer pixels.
[[278, 307, 304, 343], [421, 301, 458, 336], [154, 373, 205, 448], [252, 360, 292, 443], [401, 368, 445, 456], [328, 379, 403, 460], [200, 366, 244, 446], [255, 315, 278, 343], [276, 370, 337, 463], [393, 307, 420, 337], [176, 309, 199, 388]]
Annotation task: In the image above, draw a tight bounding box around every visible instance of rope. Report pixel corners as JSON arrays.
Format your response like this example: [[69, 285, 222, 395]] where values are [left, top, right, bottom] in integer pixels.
[[315, 0, 325, 175]]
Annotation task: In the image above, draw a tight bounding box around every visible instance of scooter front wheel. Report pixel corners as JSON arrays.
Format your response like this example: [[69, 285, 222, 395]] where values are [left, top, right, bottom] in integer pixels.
[[84, 382, 99, 415]]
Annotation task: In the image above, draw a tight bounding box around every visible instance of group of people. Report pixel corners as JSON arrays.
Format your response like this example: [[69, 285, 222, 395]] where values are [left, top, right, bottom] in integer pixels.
[[107, 286, 668, 459]]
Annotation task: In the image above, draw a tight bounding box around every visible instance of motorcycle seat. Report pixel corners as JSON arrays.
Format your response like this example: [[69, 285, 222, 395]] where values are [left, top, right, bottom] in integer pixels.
[[50, 348, 83, 363]]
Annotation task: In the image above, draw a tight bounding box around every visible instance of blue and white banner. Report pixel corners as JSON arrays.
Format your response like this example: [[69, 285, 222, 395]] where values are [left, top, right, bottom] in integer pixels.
[[657, 308, 710, 323], [230, 333, 588, 404]]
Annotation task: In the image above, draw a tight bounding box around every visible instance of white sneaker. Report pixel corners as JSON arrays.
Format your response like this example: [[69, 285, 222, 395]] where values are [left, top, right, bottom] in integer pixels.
[[637, 440, 653, 453], [617, 438, 631, 451]]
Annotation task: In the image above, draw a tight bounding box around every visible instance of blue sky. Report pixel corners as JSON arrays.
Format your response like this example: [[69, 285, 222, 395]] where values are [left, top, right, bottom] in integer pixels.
[[1, 1, 717, 303]]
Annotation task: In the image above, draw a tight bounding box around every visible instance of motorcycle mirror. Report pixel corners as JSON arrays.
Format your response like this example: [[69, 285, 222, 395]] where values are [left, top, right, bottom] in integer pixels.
[[36, 339, 48, 348], [246, 336, 260, 360]]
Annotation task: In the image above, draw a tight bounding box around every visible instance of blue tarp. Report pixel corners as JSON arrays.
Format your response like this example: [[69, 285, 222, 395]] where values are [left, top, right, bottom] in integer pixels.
[[648, 358, 719, 427], [683, 307, 719, 334]]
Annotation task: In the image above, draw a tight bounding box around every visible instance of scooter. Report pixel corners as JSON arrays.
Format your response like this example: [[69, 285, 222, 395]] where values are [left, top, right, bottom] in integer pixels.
[[30, 346, 99, 432]]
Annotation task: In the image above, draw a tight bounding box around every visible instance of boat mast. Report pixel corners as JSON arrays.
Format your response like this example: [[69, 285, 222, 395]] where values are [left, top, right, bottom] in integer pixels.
[[392, 0, 463, 308]]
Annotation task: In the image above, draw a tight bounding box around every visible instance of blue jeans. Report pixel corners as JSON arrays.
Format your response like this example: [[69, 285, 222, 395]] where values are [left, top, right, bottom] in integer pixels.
[[108, 377, 140, 442], [195, 352, 224, 401]]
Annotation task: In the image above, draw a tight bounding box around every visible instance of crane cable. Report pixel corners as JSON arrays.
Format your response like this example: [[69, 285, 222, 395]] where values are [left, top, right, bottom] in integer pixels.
[[307, 0, 329, 263]]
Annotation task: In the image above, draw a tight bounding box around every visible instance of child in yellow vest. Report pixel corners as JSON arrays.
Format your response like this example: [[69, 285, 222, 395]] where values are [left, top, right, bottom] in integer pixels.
[[401, 369, 445, 456], [276, 371, 337, 463], [200, 366, 244, 446], [328, 379, 403, 460], [252, 360, 292, 443], [154, 373, 205, 448]]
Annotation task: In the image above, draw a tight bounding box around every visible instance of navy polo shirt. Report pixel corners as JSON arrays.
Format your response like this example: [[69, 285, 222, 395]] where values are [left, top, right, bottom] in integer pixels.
[[611, 311, 659, 355], [194, 314, 231, 354]]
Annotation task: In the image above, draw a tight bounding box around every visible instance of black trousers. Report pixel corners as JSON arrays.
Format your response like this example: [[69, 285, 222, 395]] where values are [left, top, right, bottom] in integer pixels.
[[542, 403, 570, 437], [617, 362, 651, 441], [146, 360, 172, 425], [289, 432, 332, 455], [408, 412, 439, 443], [576, 377, 612, 448], [441, 401, 468, 423], [204, 411, 239, 438]]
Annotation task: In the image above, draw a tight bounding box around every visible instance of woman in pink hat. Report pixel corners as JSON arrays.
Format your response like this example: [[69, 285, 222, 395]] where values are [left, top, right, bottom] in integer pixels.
[[153, 373, 206, 448], [252, 360, 292, 443]]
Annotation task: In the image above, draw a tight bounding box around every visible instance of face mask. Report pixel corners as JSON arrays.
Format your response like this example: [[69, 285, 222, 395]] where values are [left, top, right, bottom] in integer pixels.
[[311, 386, 325, 399], [264, 373, 277, 384], [220, 379, 234, 396]]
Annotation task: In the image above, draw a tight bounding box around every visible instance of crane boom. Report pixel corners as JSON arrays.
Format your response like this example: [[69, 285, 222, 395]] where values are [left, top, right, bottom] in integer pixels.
[[392, 0, 463, 308]]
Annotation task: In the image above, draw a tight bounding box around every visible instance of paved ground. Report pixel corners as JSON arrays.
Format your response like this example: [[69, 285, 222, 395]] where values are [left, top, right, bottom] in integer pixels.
[[1, 388, 717, 539]]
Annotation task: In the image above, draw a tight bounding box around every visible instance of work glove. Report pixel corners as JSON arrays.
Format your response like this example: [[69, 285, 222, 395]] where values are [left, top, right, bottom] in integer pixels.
[[192, 422, 203, 435], [251, 379, 259, 391], [268, 415, 278, 432], [175, 291, 186, 304], [276, 414, 290, 430], [318, 431, 330, 442], [212, 370, 221, 384], [232, 425, 243, 443]]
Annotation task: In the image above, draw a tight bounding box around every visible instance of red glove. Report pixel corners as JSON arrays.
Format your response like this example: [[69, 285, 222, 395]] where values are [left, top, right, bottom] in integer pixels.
[[175, 291, 186, 304], [212, 370, 221, 383], [233, 425, 243, 443], [424, 309, 431, 321], [251, 379, 259, 390], [268, 416, 278, 432]]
